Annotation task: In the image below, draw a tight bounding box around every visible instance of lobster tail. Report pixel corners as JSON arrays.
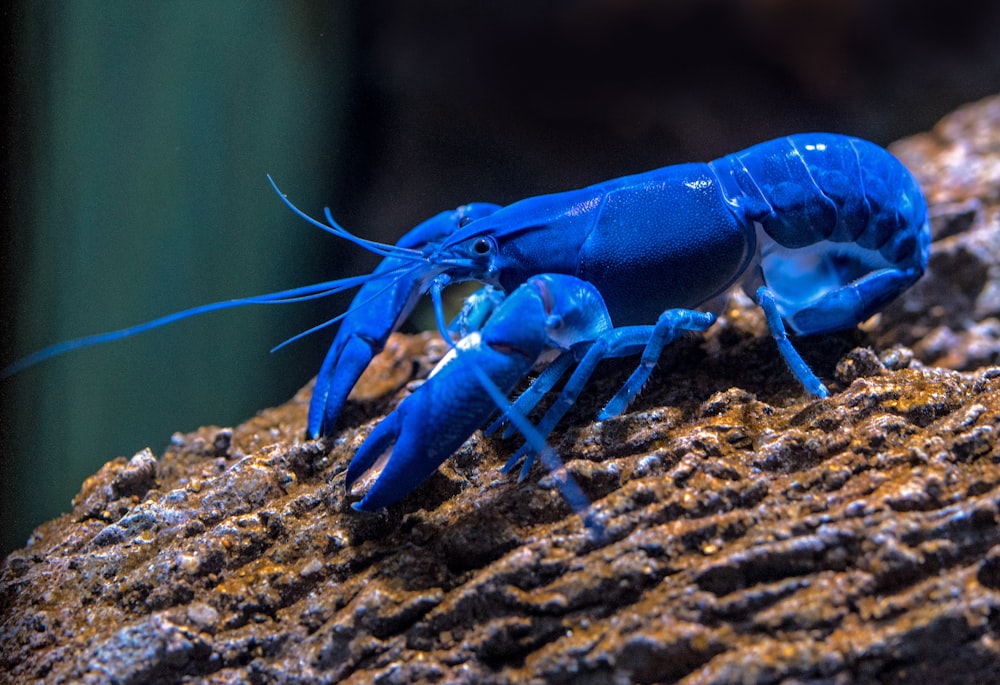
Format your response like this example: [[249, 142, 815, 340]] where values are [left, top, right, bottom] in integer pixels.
[[721, 133, 928, 271]]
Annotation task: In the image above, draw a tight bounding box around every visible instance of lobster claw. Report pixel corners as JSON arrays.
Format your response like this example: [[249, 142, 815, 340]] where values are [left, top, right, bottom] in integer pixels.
[[345, 326, 545, 511], [345, 274, 613, 511], [307, 202, 501, 437]]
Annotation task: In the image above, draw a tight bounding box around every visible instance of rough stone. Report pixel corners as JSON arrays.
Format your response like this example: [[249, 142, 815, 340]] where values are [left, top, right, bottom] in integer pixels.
[[6, 95, 1000, 684]]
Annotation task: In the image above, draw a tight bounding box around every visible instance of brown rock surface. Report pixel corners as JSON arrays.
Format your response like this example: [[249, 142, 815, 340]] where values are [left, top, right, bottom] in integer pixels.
[[5, 96, 1000, 684]]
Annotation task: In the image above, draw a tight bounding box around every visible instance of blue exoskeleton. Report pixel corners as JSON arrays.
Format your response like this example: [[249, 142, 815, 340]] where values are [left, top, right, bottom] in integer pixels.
[[4, 134, 930, 524]]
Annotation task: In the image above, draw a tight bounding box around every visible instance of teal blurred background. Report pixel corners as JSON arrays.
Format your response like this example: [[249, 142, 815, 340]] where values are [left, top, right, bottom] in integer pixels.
[[1, 2, 353, 555], [3, 1, 999, 556]]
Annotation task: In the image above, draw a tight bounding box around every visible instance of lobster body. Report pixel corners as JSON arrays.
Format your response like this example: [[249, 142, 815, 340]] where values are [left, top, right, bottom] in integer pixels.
[[451, 134, 927, 334], [482, 163, 753, 327]]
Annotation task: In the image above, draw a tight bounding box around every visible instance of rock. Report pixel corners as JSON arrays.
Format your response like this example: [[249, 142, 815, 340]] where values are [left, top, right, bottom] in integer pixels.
[[6, 96, 1000, 684]]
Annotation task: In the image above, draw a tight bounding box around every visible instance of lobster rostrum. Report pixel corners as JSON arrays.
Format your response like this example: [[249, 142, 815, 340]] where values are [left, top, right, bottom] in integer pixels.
[[4, 134, 930, 526]]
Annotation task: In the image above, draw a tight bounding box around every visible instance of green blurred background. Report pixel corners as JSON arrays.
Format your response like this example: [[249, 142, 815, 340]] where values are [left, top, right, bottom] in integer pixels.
[[3, 1, 1000, 556]]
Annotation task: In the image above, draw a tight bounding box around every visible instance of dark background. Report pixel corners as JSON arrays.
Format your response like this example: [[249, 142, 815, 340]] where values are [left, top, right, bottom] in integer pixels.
[[2, 0, 999, 556]]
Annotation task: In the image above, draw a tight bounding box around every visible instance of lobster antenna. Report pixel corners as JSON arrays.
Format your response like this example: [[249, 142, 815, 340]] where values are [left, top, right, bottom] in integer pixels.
[[0, 268, 412, 380], [266, 175, 428, 263], [269, 261, 428, 353]]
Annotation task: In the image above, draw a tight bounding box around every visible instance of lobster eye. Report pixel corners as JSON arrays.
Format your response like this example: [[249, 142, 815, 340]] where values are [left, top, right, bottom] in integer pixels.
[[472, 237, 492, 255], [458, 216, 474, 228]]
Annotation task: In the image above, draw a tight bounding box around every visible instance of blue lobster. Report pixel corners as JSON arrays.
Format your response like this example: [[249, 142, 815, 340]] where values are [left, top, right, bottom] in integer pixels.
[[4, 134, 930, 521], [337, 133, 930, 513]]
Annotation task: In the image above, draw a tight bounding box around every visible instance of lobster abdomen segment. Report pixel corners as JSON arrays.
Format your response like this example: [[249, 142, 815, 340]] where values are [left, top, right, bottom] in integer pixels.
[[717, 133, 928, 271]]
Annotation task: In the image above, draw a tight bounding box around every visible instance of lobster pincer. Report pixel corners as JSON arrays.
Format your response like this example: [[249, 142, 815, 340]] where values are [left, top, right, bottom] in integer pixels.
[[345, 273, 614, 511]]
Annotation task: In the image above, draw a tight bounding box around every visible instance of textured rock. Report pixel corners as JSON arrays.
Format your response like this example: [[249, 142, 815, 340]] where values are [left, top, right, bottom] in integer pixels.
[[5, 96, 1000, 684]]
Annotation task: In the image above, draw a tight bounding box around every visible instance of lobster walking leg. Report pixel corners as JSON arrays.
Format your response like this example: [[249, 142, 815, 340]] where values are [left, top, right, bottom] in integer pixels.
[[599, 309, 718, 418], [502, 308, 717, 479], [755, 285, 829, 398]]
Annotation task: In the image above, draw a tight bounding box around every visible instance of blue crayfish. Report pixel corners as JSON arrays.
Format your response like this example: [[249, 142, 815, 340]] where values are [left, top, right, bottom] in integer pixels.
[[5, 133, 930, 523]]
